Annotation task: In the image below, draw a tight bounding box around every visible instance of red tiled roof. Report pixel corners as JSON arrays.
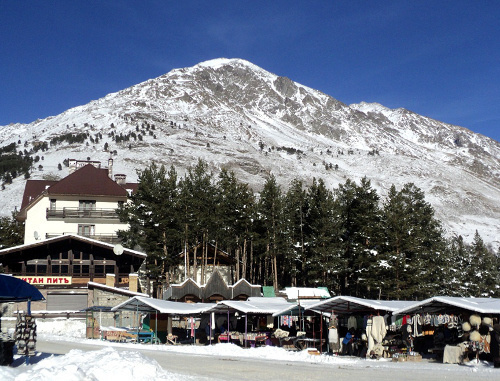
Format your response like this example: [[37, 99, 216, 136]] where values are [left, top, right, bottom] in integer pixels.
[[20, 180, 58, 210], [18, 165, 138, 217], [124, 183, 138, 193], [47, 164, 129, 197]]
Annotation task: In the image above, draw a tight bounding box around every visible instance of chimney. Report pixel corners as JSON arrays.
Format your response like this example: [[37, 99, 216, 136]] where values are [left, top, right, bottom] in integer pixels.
[[106, 273, 116, 288], [68, 159, 76, 174], [114, 174, 127, 185], [108, 158, 113, 178], [129, 273, 138, 293]]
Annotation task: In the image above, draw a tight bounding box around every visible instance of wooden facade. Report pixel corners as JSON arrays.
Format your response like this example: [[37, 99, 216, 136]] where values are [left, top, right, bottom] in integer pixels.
[[164, 269, 260, 302], [0, 235, 145, 289]]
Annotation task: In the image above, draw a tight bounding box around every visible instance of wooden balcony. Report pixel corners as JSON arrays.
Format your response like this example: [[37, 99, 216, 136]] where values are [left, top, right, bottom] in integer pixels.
[[45, 232, 121, 244], [46, 207, 120, 220]]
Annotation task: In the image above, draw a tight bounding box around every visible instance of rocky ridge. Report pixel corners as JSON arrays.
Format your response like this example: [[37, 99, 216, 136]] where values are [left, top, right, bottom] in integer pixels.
[[1, 58, 499, 248]]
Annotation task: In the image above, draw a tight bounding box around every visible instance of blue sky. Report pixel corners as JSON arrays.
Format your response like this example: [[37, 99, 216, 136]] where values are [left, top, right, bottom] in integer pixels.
[[1, 1, 499, 142]]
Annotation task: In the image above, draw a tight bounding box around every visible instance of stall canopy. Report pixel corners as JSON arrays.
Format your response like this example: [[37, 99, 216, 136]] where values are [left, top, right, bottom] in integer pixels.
[[272, 299, 325, 317], [206, 297, 292, 315], [306, 296, 414, 315], [111, 296, 213, 315], [392, 296, 500, 316], [0, 274, 44, 302]]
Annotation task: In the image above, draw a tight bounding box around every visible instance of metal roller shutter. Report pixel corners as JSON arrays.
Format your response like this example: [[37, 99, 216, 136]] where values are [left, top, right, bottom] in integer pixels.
[[47, 292, 88, 311]]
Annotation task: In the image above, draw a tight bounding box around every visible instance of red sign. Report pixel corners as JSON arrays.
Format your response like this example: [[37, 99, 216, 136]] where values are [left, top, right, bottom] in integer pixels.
[[15, 276, 72, 285]]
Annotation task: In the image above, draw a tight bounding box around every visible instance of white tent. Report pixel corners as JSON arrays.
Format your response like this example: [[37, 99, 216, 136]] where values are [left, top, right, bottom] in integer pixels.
[[305, 295, 414, 315], [111, 296, 213, 315], [205, 297, 292, 315], [392, 296, 500, 315], [272, 299, 325, 317]]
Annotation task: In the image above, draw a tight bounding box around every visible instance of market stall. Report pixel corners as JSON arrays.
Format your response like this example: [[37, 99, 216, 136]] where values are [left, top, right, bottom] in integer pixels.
[[392, 296, 500, 364], [205, 297, 295, 347], [271, 299, 328, 351], [306, 296, 414, 358], [111, 296, 213, 344]]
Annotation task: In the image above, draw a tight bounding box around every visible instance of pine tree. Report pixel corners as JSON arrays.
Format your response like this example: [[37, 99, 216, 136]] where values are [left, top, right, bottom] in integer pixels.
[[178, 159, 216, 283], [334, 177, 383, 297], [4, 173, 12, 184], [215, 168, 254, 282], [117, 163, 181, 295], [256, 175, 283, 290], [381, 183, 444, 300], [0, 212, 24, 249], [304, 178, 342, 292], [442, 235, 469, 296], [282, 179, 308, 287], [466, 231, 500, 297]]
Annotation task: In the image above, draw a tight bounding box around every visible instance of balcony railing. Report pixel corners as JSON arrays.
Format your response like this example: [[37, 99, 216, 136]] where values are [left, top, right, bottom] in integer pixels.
[[46, 232, 122, 244], [46, 207, 120, 220]]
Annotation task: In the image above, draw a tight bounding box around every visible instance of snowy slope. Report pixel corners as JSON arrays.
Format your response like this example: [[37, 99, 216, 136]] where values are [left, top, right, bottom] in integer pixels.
[[0, 58, 499, 247]]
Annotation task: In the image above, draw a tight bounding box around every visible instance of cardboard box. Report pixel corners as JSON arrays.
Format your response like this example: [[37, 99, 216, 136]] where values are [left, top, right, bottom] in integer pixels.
[[407, 354, 422, 362]]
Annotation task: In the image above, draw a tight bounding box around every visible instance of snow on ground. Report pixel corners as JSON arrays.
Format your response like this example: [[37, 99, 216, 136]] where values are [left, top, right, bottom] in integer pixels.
[[1, 347, 197, 381], [1, 318, 499, 379], [36, 318, 86, 338]]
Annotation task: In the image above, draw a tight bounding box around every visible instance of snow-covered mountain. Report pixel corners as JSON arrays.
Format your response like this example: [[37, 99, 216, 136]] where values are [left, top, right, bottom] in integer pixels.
[[1, 58, 499, 247]]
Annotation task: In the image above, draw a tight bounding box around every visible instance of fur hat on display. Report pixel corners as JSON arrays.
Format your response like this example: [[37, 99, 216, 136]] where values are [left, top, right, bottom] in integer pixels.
[[469, 314, 481, 328], [469, 330, 481, 342], [483, 317, 493, 326], [462, 322, 471, 332]]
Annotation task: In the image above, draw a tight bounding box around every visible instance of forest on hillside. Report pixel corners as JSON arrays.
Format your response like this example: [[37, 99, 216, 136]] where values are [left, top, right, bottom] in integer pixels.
[[117, 160, 500, 300]]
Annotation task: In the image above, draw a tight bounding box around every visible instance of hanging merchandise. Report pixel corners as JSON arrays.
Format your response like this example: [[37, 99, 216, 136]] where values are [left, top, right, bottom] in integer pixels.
[[366, 316, 374, 353], [371, 315, 387, 344], [347, 315, 357, 330], [424, 313, 432, 325], [470, 315, 482, 329], [412, 314, 423, 338], [448, 315, 456, 329], [14, 314, 37, 357]]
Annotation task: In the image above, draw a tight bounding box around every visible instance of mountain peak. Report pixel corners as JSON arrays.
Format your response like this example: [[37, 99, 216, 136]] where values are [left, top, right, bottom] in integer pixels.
[[0, 59, 499, 247], [194, 57, 254, 69]]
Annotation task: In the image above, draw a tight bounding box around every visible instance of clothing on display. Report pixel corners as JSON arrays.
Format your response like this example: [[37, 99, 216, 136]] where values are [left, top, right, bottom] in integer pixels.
[[14, 314, 37, 357]]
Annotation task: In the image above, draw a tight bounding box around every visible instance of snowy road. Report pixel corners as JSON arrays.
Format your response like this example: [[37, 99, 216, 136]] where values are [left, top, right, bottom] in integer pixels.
[[35, 338, 491, 381]]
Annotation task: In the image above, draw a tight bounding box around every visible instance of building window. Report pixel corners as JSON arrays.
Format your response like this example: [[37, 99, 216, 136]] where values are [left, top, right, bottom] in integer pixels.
[[73, 264, 90, 276], [50, 199, 56, 210], [79, 200, 96, 210], [26, 260, 48, 275], [78, 224, 95, 237], [94, 265, 116, 276]]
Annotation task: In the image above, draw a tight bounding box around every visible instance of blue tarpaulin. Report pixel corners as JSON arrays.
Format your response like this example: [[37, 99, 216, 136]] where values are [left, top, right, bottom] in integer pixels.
[[0, 274, 44, 302]]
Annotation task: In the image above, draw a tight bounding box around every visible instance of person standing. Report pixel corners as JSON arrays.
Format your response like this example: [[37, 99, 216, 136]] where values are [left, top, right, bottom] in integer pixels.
[[491, 324, 500, 368]]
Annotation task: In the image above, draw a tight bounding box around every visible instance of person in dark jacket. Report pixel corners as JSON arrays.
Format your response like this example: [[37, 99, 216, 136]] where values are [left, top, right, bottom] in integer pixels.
[[342, 329, 355, 356], [490, 324, 500, 368]]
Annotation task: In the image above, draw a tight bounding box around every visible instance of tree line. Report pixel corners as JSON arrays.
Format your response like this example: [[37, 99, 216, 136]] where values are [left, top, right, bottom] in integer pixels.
[[116, 159, 500, 300]]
